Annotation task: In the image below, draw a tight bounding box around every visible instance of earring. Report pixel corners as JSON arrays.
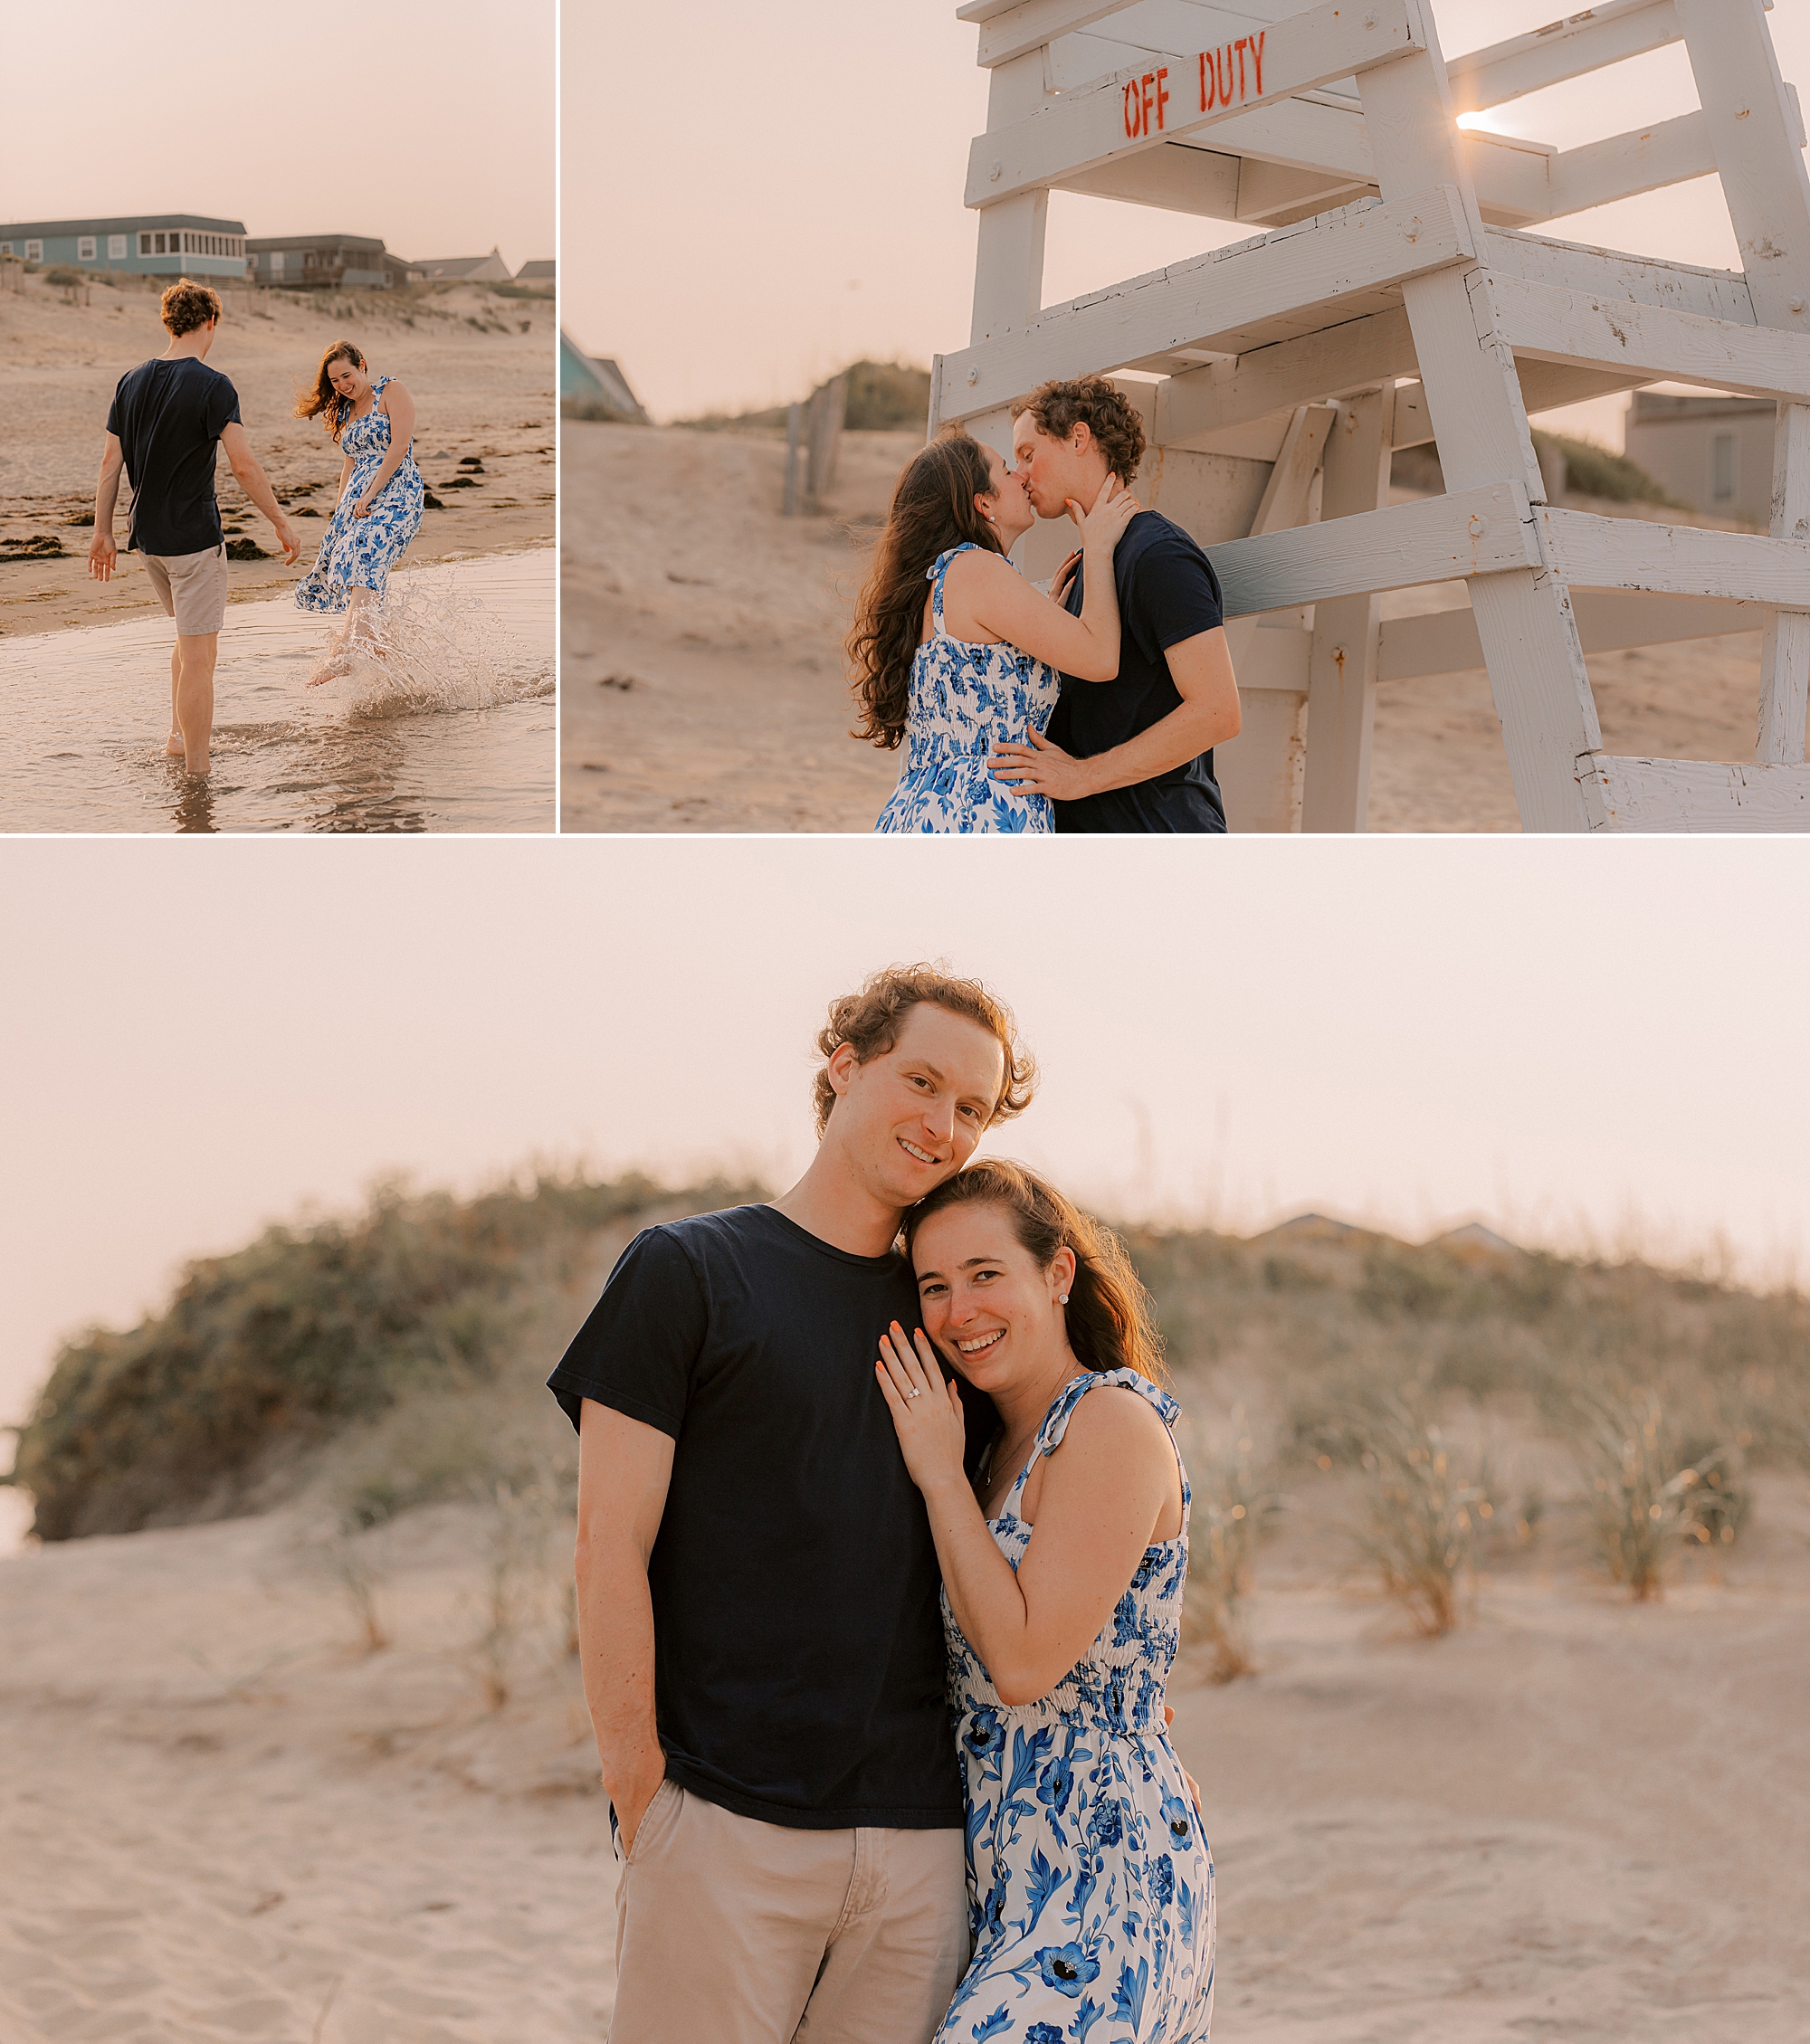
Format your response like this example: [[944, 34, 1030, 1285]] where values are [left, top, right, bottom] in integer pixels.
[[1058, 1293, 1070, 1304]]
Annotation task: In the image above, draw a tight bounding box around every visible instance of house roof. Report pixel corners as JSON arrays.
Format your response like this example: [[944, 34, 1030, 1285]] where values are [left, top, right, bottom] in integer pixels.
[[415, 250, 505, 276], [515, 259, 555, 280], [0, 214, 247, 239], [245, 233, 386, 255]]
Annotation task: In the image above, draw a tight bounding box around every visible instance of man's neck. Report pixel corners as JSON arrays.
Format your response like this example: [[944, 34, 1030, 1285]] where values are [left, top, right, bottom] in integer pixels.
[[161, 334, 213, 364], [770, 1146, 904, 1259]]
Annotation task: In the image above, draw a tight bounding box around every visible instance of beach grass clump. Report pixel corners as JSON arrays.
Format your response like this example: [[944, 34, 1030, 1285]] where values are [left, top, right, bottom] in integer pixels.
[[1576, 1391, 1748, 1597], [1350, 1393, 1494, 1636], [474, 1470, 571, 1709], [1184, 1431, 1281, 1682]]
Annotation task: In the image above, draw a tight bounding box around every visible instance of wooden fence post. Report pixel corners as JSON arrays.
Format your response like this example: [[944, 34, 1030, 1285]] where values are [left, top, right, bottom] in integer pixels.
[[806, 373, 848, 511], [783, 403, 803, 517]]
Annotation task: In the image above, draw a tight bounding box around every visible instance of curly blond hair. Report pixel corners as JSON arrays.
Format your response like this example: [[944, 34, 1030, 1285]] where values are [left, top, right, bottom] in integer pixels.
[[160, 279, 222, 337], [812, 964, 1036, 1136], [1018, 374, 1147, 486]]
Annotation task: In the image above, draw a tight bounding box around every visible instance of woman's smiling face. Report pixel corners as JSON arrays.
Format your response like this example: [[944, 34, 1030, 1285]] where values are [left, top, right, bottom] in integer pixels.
[[911, 1200, 1072, 1392], [328, 354, 369, 402]]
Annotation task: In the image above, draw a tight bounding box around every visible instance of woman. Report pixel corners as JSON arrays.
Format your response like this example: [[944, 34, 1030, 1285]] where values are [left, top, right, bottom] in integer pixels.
[[851, 429, 1137, 832], [292, 341, 424, 683], [877, 1160, 1214, 2043]]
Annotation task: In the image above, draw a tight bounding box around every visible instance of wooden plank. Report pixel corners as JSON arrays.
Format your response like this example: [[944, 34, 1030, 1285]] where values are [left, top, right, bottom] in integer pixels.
[[1358, 0, 1605, 832], [940, 187, 1472, 423], [1157, 307, 1418, 442], [1446, 0, 1681, 118], [1490, 273, 1810, 405], [1536, 505, 1810, 603], [1062, 141, 1243, 215], [965, 0, 1138, 67], [996, 2, 1272, 71], [964, 0, 1423, 210], [1543, 110, 1716, 219], [1582, 754, 1810, 830], [1303, 383, 1395, 828], [1758, 401, 1810, 763], [972, 52, 1052, 347], [1209, 480, 1540, 614], [1481, 228, 1756, 327], [1216, 681, 1310, 829], [1376, 589, 1760, 681]]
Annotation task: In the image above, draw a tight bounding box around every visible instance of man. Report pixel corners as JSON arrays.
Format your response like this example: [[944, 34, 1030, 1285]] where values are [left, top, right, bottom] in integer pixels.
[[88, 278, 300, 777], [991, 374, 1241, 832], [548, 965, 1035, 2043]]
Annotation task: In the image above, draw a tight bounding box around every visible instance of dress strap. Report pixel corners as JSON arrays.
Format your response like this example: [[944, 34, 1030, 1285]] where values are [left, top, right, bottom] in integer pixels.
[[925, 543, 978, 639], [1005, 1368, 1190, 1525]]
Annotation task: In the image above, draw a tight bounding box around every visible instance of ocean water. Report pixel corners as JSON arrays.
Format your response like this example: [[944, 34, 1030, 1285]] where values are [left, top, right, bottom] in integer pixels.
[[0, 550, 555, 833]]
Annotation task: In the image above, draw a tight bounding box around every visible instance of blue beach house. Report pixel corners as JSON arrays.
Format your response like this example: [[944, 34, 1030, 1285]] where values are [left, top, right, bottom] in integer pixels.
[[0, 214, 248, 277]]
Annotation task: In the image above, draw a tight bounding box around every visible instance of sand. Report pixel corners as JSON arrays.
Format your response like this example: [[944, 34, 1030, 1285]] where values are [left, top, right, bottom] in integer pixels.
[[0, 271, 554, 638], [559, 422, 1777, 835], [4, 1470, 1805, 2041]]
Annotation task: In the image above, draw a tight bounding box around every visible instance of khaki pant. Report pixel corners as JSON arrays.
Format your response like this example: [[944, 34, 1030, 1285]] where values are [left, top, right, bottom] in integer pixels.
[[611, 1781, 968, 2044], [143, 542, 229, 636]]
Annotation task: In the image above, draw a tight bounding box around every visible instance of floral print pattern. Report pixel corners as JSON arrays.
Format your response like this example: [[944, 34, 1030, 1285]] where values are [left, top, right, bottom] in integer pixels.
[[874, 544, 1062, 834], [295, 376, 424, 613], [936, 1371, 1215, 2044]]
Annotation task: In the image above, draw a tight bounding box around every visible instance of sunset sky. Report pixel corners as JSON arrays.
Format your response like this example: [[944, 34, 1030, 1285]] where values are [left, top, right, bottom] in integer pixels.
[[6, 835, 1810, 1550], [0, 0, 554, 274], [565, 0, 1810, 442]]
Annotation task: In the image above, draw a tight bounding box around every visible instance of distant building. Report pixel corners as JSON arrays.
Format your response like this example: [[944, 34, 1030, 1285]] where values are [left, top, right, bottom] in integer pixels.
[[561, 331, 650, 422], [515, 259, 555, 284], [414, 248, 512, 283], [244, 233, 417, 290], [0, 214, 247, 278], [1624, 390, 1777, 527]]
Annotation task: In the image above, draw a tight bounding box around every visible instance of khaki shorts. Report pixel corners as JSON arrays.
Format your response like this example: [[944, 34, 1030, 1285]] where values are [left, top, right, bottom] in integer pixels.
[[610, 1780, 968, 2044], [143, 543, 229, 636]]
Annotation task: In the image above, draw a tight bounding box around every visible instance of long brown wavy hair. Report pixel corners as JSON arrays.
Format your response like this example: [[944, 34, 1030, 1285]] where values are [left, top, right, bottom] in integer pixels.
[[294, 341, 367, 442], [847, 429, 1007, 750], [905, 1159, 1168, 1386]]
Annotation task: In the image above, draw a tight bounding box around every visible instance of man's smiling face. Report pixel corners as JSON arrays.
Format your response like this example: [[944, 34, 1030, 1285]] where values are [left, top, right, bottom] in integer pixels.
[[827, 1002, 1006, 1211]]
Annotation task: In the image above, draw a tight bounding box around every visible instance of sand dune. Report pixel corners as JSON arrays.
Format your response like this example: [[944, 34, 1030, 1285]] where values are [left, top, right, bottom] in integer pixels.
[[560, 421, 1772, 835], [0, 272, 554, 638], [4, 1467, 1805, 2040]]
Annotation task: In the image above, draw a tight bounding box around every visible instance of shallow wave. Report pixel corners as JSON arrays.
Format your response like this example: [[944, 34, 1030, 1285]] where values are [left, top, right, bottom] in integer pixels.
[[328, 575, 554, 721]]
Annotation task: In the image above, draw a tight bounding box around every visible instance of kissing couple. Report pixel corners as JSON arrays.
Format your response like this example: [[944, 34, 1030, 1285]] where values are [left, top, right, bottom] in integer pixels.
[[853, 376, 1242, 835], [549, 965, 1215, 2043]]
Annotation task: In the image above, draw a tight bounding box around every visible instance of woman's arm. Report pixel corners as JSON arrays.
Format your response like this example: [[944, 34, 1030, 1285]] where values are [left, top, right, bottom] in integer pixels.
[[351, 381, 415, 517], [877, 1326, 1176, 1706], [336, 452, 355, 506], [943, 479, 1136, 681]]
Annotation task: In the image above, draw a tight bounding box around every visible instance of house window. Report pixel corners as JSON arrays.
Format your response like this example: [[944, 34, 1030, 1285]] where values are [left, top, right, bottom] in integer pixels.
[[78, 236, 97, 261], [109, 234, 126, 259], [303, 252, 317, 269], [25, 240, 43, 261], [1712, 432, 1738, 502], [271, 251, 285, 272], [247, 252, 259, 271], [0, 242, 12, 257]]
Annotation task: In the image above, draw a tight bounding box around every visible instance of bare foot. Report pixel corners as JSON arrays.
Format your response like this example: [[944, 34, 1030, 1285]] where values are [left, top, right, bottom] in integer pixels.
[[184, 756, 211, 777], [307, 650, 354, 688], [165, 735, 186, 758]]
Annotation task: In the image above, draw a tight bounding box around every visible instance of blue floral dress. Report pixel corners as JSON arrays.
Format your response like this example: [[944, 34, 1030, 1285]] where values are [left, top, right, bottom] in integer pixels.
[[295, 376, 424, 613], [938, 1370, 1215, 2044], [874, 543, 1062, 833]]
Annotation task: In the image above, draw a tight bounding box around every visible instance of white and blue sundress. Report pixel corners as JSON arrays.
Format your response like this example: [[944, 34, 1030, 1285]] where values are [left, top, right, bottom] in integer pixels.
[[295, 376, 424, 613], [936, 1369, 1215, 2044], [874, 543, 1062, 834]]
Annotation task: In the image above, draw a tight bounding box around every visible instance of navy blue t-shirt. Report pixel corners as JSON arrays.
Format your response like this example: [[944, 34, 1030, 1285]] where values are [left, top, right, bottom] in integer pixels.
[[1048, 509, 1228, 833], [105, 357, 242, 557], [547, 1203, 967, 1831]]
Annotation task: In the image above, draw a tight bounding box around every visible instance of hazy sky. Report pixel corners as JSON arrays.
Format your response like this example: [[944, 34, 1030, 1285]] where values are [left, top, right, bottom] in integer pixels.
[[7, 838, 1809, 1491], [0, 0, 554, 272], [566, 0, 1810, 441]]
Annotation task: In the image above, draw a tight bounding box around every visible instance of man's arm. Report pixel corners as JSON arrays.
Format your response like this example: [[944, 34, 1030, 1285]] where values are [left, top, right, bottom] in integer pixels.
[[989, 625, 1242, 800], [219, 422, 302, 565], [88, 434, 125, 582], [575, 1396, 675, 1850]]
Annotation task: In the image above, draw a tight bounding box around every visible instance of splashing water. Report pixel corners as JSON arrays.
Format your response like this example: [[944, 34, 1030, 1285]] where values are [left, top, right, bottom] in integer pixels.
[[326, 572, 552, 720]]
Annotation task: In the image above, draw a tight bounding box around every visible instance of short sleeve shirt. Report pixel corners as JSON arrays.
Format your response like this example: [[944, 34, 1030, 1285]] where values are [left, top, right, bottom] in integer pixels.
[[1048, 509, 1228, 833], [546, 1203, 965, 1830], [106, 357, 242, 557]]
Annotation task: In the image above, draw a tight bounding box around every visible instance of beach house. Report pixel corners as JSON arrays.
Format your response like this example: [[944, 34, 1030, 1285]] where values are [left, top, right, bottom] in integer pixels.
[[0, 214, 247, 277], [560, 331, 650, 421], [414, 249, 513, 282], [1624, 391, 1779, 528], [514, 259, 556, 286], [244, 233, 419, 290]]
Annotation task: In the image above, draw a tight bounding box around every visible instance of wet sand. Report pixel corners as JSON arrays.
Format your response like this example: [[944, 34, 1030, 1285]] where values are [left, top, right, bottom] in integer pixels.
[[1, 551, 554, 834], [560, 422, 1773, 835], [0, 271, 554, 638], [2, 1475, 1805, 2040]]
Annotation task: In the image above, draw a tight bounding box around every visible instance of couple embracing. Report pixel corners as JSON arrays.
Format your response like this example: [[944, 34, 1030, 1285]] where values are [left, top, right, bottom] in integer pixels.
[[549, 965, 1214, 2044], [853, 377, 1241, 834]]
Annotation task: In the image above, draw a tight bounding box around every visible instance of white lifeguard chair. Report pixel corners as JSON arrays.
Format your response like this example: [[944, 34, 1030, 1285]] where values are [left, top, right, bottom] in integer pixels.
[[933, 0, 1810, 830]]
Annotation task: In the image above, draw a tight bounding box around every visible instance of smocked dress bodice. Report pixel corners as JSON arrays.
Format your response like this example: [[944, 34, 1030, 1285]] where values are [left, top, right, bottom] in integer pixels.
[[873, 543, 1061, 834]]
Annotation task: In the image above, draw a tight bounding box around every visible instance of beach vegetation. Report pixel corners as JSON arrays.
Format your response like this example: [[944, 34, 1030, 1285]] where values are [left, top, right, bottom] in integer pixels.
[[1183, 1428, 1281, 1680], [1348, 1391, 1495, 1636]]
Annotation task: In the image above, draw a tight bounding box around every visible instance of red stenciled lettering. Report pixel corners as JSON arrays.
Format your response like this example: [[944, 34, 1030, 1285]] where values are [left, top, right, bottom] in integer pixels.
[[1125, 79, 1139, 137], [1155, 65, 1169, 130], [1141, 71, 1156, 136], [1215, 44, 1233, 107], [1252, 29, 1265, 96], [1235, 36, 1247, 100], [1199, 48, 1210, 111]]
